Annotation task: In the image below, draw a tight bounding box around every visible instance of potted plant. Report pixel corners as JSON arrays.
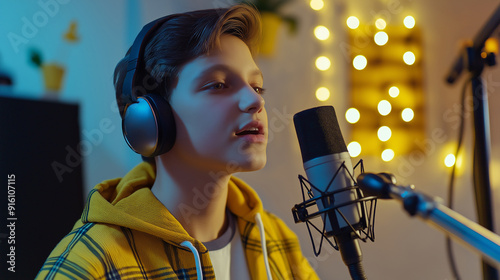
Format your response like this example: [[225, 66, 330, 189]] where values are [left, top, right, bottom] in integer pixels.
[[28, 21, 79, 99], [240, 0, 298, 56], [29, 48, 65, 97]]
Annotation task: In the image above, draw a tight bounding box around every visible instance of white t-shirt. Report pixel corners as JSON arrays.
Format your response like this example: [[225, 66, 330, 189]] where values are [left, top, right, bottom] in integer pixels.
[[203, 212, 251, 280]]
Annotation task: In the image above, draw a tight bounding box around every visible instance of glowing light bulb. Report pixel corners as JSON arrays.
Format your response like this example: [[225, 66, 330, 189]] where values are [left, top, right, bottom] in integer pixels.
[[353, 55, 367, 70], [445, 154, 456, 167], [345, 108, 360, 124], [389, 86, 400, 98], [382, 149, 395, 162], [378, 126, 392, 142], [348, 141, 362, 157], [375, 18, 386, 30], [314, 25, 330, 40], [485, 38, 499, 54], [404, 16, 416, 29], [347, 16, 360, 29], [315, 87, 330, 101], [378, 100, 392, 116], [315, 56, 331, 71], [402, 108, 414, 122], [403, 51, 416, 65], [374, 31, 389, 46], [310, 0, 324, 10]]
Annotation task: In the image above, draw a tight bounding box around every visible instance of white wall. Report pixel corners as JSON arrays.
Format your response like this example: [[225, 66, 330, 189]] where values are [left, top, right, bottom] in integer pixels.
[[1, 0, 500, 279]]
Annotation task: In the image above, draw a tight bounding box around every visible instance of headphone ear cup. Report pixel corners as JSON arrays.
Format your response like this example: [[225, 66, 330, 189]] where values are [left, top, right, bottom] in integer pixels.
[[122, 94, 176, 157]]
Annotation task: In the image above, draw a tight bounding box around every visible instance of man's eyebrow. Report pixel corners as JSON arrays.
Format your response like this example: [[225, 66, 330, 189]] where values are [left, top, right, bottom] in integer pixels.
[[194, 64, 263, 83], [251, 69, 264, 80]]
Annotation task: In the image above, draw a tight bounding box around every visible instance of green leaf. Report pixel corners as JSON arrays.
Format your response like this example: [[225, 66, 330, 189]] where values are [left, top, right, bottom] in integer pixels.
[[29, 49, 43, 68], [281, 15, 298, 35]]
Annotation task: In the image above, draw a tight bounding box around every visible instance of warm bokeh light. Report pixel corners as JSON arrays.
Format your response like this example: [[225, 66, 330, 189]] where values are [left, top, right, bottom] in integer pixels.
[[403, 51, 416, 65], [346, 108, 360, 124], [485, 38, 499, 54], [382, 149, 395, 162], [375, 18, 387, 30], [389, 86, 400, 98], [445, 154, 456, 167], [402, 108, 414, 122], [310, 0, 324, 11], [314, 25, 330, 40], [377, 126, 392, 142], [315, 56, 331, 71], [347, 16, 360, 29], [348, 141, 362, 157], [353, 55, 367, 70], [374, 31, 389, 46], [315, 87, 330, 101], [491, 160, 500, 189], [404, 16, 416, 29], [378, 100, 392, 116]]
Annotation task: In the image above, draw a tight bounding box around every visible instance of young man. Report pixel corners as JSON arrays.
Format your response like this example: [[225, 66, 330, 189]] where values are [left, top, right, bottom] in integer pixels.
[[37, 4, 318, 279]]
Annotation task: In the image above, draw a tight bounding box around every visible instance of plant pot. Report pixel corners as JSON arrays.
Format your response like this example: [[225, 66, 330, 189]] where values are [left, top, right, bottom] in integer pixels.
[[260, 12, 282, 56], [42, 63, 65, 93]]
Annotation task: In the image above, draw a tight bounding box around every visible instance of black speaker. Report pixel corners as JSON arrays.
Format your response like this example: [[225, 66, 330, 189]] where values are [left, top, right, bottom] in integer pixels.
[[0, 96, 84, 280]]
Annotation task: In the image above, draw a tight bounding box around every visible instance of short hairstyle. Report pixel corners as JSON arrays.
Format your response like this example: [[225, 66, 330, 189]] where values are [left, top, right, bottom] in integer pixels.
[[113, 4, 261, 118]]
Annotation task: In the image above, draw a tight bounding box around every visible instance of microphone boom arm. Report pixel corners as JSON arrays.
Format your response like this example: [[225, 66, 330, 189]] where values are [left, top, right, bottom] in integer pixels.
[[358, 173, 500, 266]]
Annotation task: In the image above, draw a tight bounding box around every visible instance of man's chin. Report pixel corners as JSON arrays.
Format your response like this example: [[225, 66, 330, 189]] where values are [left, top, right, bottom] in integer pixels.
[[237, 155, 267, 172]]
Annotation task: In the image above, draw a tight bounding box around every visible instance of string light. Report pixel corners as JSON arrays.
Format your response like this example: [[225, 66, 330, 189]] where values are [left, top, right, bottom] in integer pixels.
[[402, 108, 414, 122], [444, 154, 456, 167], [348, 141, 362, 157], [315, 56, 331, 71], [389, 86, 400, 98], [404, 16, 416, 29], [314, 25, 330, 40], [403, 51, 416, 65], [346, 13, 422, 159], [310, 0, 324, 11], [346, 108, 360, 123], [315, 87, 330, 101], [377, 126, 392, 142], [353, 55, 367, 70], [375, 18, 387, 30], [381, 149, 395, 162], [378, 100, 392, 116], [347, 16, 360, 29], [374, 31, 389, 46]]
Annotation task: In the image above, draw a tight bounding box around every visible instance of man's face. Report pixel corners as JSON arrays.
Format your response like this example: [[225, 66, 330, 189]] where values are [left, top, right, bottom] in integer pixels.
[[167, 35, 268, 173]]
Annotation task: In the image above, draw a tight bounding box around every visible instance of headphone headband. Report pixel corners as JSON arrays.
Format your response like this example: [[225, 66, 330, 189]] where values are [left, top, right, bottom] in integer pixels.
[[122, 16, 173, 103], [121, 15, 177, 157]]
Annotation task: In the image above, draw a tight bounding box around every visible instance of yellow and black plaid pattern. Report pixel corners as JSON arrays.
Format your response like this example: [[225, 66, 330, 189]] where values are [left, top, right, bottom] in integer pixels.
[[36, 162, 318, 279]]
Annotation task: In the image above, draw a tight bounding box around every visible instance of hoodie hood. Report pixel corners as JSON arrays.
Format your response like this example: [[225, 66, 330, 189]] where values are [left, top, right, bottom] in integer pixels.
[[39, 161, 318, 280], [81, 162, 265, 249]]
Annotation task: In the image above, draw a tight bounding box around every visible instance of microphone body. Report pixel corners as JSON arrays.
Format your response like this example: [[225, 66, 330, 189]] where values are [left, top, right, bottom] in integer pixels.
[[294, 106, 367, 280]]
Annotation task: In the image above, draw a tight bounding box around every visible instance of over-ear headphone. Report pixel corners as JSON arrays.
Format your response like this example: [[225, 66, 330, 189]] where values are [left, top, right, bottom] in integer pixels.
[[121, 16, 176, 157]]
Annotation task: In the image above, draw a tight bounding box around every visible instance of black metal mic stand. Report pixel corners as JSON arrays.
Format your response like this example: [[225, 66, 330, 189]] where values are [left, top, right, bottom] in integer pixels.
[[445, 4, 500, 280]]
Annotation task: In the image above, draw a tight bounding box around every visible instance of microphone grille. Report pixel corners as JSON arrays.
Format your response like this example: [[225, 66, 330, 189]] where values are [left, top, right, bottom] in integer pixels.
[[293, 106, 348, 163]]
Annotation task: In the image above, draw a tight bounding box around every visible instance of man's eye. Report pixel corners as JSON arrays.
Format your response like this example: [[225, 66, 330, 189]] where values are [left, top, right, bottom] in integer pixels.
[[254, 87, 266, 95], [210, 82, 226, 90]]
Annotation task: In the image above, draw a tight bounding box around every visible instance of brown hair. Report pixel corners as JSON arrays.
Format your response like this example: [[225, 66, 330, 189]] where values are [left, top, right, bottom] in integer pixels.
[[113, 4, 261, 117]]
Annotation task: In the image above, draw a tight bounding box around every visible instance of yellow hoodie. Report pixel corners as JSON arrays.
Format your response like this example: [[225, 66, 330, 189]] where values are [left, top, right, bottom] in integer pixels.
[[36, 162, 318, 279]]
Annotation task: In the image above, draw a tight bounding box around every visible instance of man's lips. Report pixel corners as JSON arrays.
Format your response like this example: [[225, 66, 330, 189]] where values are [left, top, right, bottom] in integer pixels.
[[235, 120, 265, 136]]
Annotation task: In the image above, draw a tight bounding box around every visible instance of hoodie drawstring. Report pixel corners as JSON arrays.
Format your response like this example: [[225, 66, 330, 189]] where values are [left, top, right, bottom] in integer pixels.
[[180, 241, 203, 280], [255, 213, 273, 280]]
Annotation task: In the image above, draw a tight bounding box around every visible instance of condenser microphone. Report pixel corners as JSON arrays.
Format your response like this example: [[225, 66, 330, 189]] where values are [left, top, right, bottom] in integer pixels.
[[293, 106, 367, 280]]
